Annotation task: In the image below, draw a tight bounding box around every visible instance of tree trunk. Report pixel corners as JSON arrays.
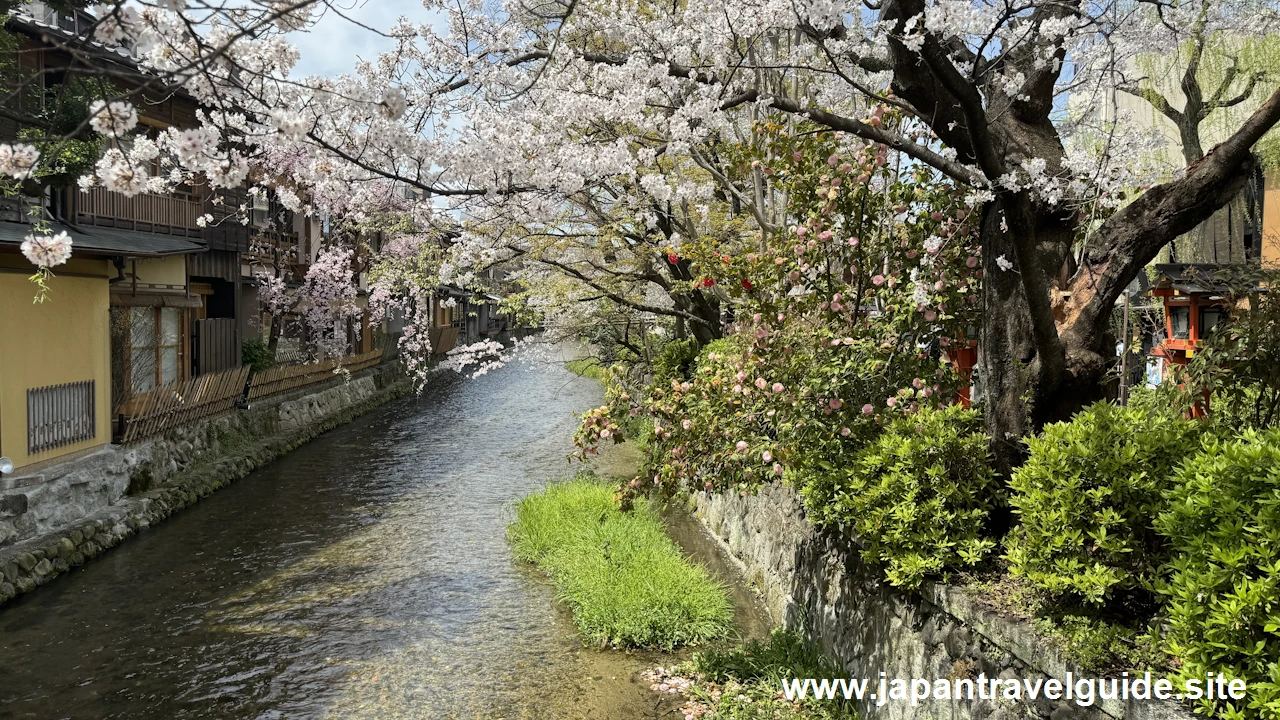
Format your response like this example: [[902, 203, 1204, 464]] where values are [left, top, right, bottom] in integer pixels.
[[978, 196, 1111, 476]]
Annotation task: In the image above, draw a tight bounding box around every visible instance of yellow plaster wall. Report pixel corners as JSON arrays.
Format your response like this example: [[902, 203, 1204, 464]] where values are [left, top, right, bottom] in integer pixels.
[[0, 261, 112, 469], [128, 255, 187, 288], [1265, 167, 1280, 269]]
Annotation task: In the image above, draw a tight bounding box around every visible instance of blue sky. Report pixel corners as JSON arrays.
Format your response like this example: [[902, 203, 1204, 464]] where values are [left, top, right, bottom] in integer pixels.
[[289, 0, 435, 77]]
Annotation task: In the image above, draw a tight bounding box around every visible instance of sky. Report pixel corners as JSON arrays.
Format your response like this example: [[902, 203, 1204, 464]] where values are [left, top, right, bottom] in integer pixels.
[[288, 0, 435, 77]]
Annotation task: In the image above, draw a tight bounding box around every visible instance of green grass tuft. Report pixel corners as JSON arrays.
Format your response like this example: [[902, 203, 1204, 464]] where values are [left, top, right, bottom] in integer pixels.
[[508, 476, 733, 649], [564, 358, 606, 380]]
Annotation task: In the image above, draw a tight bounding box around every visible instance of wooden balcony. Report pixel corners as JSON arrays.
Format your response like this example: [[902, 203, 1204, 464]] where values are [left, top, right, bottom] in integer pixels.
[[77, 186, 204, 238]]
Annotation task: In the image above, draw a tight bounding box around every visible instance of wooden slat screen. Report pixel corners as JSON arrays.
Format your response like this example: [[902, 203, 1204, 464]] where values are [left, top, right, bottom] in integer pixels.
[[77, 186, 203, 236], [194, 318, 240, 375]]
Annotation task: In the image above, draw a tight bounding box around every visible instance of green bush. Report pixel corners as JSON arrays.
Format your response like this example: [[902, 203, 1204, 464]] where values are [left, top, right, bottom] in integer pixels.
[[1156, 429, 1280, 720], [801, 405, 1000, 589], [652, 338, 700, 385], [1004, 402, 1200, 606], [508, 477, 732, 649], [242, 338, 273, 372]]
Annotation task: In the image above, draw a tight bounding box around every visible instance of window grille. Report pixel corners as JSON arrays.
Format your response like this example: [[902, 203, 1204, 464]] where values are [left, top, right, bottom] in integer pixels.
[[28, 381, 96, 455]]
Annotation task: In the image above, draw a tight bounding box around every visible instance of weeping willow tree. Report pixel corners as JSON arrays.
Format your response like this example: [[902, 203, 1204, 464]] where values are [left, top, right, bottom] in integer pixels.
[[1123, 10, 1280, 263]]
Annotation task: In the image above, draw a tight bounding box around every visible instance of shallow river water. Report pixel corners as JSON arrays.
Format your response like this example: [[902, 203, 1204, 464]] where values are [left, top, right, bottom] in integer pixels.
[[0, 354, 767, 720]]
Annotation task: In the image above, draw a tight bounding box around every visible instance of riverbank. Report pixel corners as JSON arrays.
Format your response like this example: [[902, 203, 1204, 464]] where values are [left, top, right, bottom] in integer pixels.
[[0, 364, 412, 608], [0, 355, 779, 719]]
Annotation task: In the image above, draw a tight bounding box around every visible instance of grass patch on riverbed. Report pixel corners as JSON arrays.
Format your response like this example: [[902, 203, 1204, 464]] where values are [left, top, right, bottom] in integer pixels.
[[564, 357, 607, 380], [508, 476, 733, 649], [646, 629, 858, 719]]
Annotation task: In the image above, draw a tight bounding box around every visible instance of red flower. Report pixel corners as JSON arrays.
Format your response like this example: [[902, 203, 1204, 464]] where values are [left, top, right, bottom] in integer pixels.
[[667, 253, 679, 265], [700, 277, 715, 288], [740, 278, 753, 290]]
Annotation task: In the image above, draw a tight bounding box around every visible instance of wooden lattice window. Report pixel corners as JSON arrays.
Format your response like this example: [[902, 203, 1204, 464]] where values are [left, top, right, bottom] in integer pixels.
[[28, 381, 96, 454]]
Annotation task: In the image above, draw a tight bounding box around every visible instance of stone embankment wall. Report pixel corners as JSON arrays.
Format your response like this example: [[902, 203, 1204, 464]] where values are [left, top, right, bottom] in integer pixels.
[[0, 367, 409, 607], [693, 483, 1191, 720]]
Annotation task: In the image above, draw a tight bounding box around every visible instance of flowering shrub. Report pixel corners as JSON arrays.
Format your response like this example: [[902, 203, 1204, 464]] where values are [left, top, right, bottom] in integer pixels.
[[578, 123, 980, 506], [1004, 402, 1201, 607], [1156, 429, 1280, 720], [801, 405, 999, 589]]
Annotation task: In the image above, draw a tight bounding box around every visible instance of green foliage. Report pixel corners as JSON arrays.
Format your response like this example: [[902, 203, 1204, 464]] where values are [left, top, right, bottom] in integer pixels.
[[802, 405, 999, 588], [695, 629, 844, 688], [564, 357, 606, 381], [652, 338, 700, 386], [1156, 429, 1280, 720], [1031, 614, 1170, 674], [242, 338, 274, 372], [1004, 402, 1201, 606], [507, 476, 732, 649], [649, 630, 856, 720], [1177, 278, 1280, 431]]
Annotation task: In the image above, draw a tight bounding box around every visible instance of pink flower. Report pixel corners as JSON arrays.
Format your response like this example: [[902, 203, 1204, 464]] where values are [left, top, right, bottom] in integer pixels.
[[773, 463, 784, 476], [772, 383, 784, 393], [762, 450, 773, 463], [872, 274, 885, 286], [862, 404, 874, 415], [841, 427, 852, 436], [755, 377, 768, 390], [848, 237, 859, 247], [796, 227, 807, 238], [829, 398, 844, 410], [819, 231, 832, 241], [913, 378, 924, 389], [736, 440, 748, 452], [966, 256, 979, 268], [924, 311, 937, 322], [886, 397, 897, 407], [682, 419, 693, 430]]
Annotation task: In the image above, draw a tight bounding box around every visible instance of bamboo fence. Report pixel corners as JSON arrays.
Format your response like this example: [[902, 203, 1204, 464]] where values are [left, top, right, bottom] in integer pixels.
[[118, 365, 251, 445], [245, 349, 383, 402]]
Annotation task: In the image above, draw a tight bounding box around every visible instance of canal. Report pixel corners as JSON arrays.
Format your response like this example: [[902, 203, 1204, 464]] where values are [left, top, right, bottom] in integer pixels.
[[0, 356, 766, 719]]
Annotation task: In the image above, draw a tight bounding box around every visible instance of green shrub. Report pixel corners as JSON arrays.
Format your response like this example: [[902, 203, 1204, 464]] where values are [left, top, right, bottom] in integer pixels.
[[652, 338, 700, 385], [1156, 429, 1280, 720], [508, 477, 732, 649], [801, 405, 1000, 589], [1004, 401, 1200, 606], [242, 338, 273, 372]]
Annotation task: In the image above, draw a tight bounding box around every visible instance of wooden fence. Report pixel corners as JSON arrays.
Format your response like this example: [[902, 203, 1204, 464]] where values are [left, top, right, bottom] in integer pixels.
[[117, 365, 251, 445], [245, 349, 383, 402]]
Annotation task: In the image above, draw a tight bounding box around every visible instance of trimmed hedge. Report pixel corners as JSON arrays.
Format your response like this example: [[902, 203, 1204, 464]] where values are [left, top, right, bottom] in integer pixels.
[[1157, 429, 1280, 720], [801, 405, 1000, 589], [1004, 402, 1199, 606]]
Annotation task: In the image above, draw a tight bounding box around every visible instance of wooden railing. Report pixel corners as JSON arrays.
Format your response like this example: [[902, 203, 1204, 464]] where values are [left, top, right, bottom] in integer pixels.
[[117, 366, 251, 445], [245, 350, 383, 402], [78, 186, 204, 237]]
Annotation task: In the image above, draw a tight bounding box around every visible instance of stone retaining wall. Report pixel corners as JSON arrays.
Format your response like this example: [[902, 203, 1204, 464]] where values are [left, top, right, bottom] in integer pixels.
[[693, 483, 1191, 720], [0, 367, 410, 607]]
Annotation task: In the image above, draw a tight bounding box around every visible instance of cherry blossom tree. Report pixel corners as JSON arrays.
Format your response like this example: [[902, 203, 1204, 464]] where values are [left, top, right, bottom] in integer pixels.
[[4, 0, 1280, 466]]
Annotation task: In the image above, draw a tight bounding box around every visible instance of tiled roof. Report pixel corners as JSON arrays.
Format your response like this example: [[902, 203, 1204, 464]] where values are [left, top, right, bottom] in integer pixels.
[[0, 221, 207, 258]]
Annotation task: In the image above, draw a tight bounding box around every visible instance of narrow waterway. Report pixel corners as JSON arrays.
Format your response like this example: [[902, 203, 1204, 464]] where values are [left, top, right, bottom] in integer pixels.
[[0, 355, 766, 720]]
